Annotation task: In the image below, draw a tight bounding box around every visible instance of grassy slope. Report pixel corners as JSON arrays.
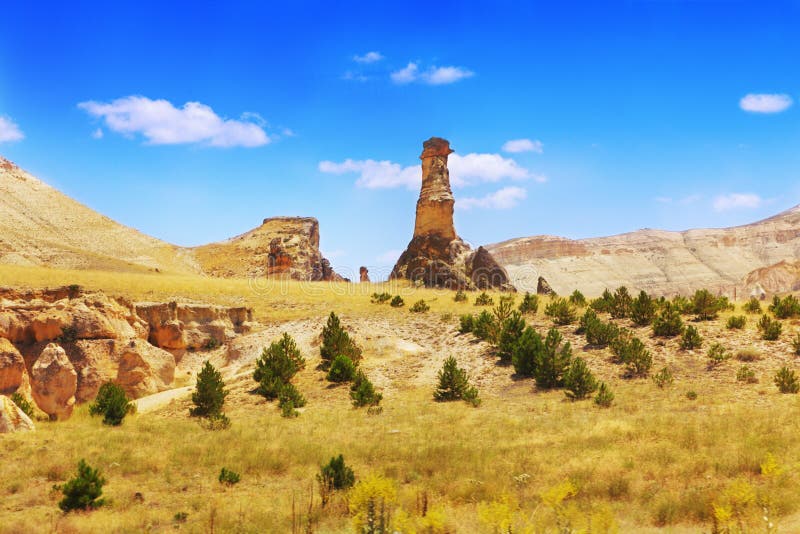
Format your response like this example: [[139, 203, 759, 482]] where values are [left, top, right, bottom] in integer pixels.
[[2, 265, 800, 533]]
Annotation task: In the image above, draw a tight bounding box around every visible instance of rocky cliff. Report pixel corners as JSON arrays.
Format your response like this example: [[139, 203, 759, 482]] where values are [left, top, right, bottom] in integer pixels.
[[0, 156, 339, 280], [391, 138, 513, 290], [487, 205, 800, 297]]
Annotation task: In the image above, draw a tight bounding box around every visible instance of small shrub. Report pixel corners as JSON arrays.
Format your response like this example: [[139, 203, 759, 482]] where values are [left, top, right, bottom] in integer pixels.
[[612, 332, 652, 377], [685, 390, 698, 400], [57, 325, 78, 344], [564, 357, 598, 400], [370, 292, 391, 304], [512, 327, 544, 377], [190, 361, 228, 420], [218, 468, 240, 486], [653, 303, 683, 337], [680, 326, 702, 350], [318, 455, 355, 506], [497, 311, 526, 363], [792, 333, 800, 356], [534, 328, 573, 388], [434, 356, 480, 406], [769, 294, 800, 319], [590, 289, 614, 314], [736, 365, 758, 384], [350, 371, 382, 408], [89, 382, 134, 426], [440, 312, 453, 322], [518, 292, 539, 315], [253, 333, 305, 399], [610, 286, 632, 319], [569, 290, 587, 307], [327, 354, 357, 383], [743, 297, 762, 314], [390, 295, 405, 308], [201, 337, 221, 351], [453, 290, 468, 303], [707, 343, 730, 366], [757, 314, 782, 341], [594, 382, 614, 407], [671, 295, 693, 315], [409, 299, 429, 313], [458, 314, 475, 334], [277, 382, 306, 418], [726, 315, 746, 330], [691, 289, 724, 320], [735, 347, 762, 362], [630, 290, 656, 327], [774, 366, 800, 394], [472, 310, 498, 342], [56, 459, 106, 512], [544, 298, 577, 326], [320, 312, 362, 368], [652, 367, 674, 388], [584, 316, 620, 347], [9, 392, 34, 419], [474, 292, 494, 306]]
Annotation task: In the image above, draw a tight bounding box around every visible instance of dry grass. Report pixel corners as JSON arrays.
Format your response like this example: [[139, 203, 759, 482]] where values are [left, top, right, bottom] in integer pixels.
[[2, 265, 800, 532]]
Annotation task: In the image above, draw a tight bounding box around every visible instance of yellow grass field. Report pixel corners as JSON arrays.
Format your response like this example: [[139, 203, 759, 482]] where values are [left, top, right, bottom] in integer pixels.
[[2, 265, 800, 533]]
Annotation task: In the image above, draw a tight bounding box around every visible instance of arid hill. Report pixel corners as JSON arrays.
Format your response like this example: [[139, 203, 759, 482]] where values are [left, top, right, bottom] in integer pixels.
[[487, 205, 800, 297], [0, 157, 337, 279]]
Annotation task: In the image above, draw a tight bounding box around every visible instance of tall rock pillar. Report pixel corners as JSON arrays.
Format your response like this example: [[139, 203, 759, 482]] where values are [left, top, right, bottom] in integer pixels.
[[414, 137, 457, 240]]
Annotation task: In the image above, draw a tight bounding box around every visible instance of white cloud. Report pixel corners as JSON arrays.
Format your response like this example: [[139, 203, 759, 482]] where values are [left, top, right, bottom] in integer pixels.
[[353, 51, 384, 64], [739, 93, 793, 114], [390, 62, 473, 85], [713, 193, 763, 212], [376, 249, 402, 264], [458, 186, 527, 210], [342, 71, 369, 82], [91, 128, 103, 139], [0, 116, 24, 143], [78, 96, 270, 147], [319, 153, 543, 190], [502, 138, 543, 154]]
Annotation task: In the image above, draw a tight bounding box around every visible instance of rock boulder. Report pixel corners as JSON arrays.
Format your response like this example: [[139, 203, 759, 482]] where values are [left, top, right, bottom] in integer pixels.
[[0, 395, 35, 433], [30, 343, 77, 420]]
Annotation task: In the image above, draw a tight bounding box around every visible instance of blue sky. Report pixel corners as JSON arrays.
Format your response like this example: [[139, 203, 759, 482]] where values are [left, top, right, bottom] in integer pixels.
[[1, 1, 798, 279]]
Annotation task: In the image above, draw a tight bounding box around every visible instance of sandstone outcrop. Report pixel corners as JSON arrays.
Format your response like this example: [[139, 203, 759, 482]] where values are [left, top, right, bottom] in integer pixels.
[[391, 138, 513, 291], [742, 260, 800, 296], [537, 276, 555, 296], [0, 338, 26, 395], [0, 395, 35, 433], [135, 302, 253, 351], [360, 267, 370, 283], [116, 339, 176, 398], [488, 205, 800, 297], [30, 343, 77, 420]]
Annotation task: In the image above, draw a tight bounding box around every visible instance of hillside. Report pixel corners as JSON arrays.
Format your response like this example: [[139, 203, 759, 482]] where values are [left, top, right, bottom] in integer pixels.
[[487, 205, 800, 297], [0, 157, 336, 279]]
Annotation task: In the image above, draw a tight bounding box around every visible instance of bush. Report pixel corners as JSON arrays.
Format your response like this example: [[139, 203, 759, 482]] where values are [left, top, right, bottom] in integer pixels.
[[320, 312, 362, 368], [511, 327, 544, 377], [726, 315, 746, 330], [757, 315, 782, 341], [610, 286, 632, 319], [534, 328, 573, 389], [458, 314, 474, 334], [318, 455, 355, 506], [594, 382, 614, 408], [201, 337, 221, 351], [474, 292, 494, 306], [218, 468, 240, 486], [736, 365, 758, 384], [792, 334, 800, 356], [685, 390, 698, 400], [277, 382, 306, 418], [691, 289, 724, 320], [631, 291, 656, 327], [612, 332, 652, 377], [680, 326, 702, 350], [190, 361, 228, 420], [409, 299, 429, 313], [569, 290, 587, 307], [707, 343, 730, 366], [774, 366, 800, 394], [544, 298, 577, 326], [10, 392, 34, 419], [735, 347, 762, 362], [472, 310, 498, 342], [434, 356, 480, 406], [584, 315, 620, 347], [371, 292, 391, 304], [390, 295, 405, 308], [518, 292, 539, 315], [743, 297, 762, 314], [56, 459, 106, 512], [497, 311, 526, 363], [653, 303, 683, 337], [327, 354, 357, 383], [563, 357, 598, 400], [769, 295, 800, 319], [453, 289, 468, 303], [590, 289, 614, 314], [254, 333, 305, 399], [652, 367, 673, 388], [350, 371, 382, 408], [671, 295, 693, 315], [89, 382, 134, 426]]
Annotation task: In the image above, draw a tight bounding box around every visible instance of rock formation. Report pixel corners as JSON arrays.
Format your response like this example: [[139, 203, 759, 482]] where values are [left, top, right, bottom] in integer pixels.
[[31, 343, 77, 420], [391, 137, 513, 290], [0, 395, 35, 433], [360, 267, 370, 283], [0, 338, 25, 395]]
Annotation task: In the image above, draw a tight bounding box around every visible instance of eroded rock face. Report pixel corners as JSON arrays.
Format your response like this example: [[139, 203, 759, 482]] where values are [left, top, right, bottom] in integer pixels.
[[360, 267, 370, 283], [116, 339, 176, 398], [392, 137, 513, 291], [537, 276, 556, 296], [135, 302, 253, 351], [30, 343, 77, 420], [0, 395, 35, 433], [0, 338, 25, 395]]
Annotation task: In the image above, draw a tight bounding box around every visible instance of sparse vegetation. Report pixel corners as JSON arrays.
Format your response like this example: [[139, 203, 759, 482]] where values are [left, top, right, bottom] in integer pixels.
[[89, 382, 134, 426], [318, 455, 355, 507], [630, 290, 656, 327], [453, 289, 468, 303], [190, 361, 229, 426], [563, 356, 598, 400], [707, 343, 730, 366], [544, 297, 577, 326], [652, 366, 673, 388], [691, 288, 725, 320], [680, 325, 703, 350], [736, 365, 758, 384], [612, 332, 652, 377], [472, 310, 497, 342], [769, 294, 800, 319], [434, 356, 480, 407], [609, 286, 632, 319], [327, 354, 357, 383], [774, 366, 800, 394], [518, 292, 538, 315], [371, 292, 391, 304], [10, 392, 34, 419], [726, 315, 746, 330], [568, 289, 587, 307], [320, 312, 362, 368], [56, 460, 106, 512], [474, 292, 494, 306], [350, 370, 382, 408], [390, 295, 405, 308], [792, 333, 800, 356], [409, 299, 430, 313], [458, 314, 474, 334], [652, 303, 683, 337], [594, 382, 614, 407], [757, 314, 782, 341], [735, 347, 762, 362], [218, 467, 240, 486], [743, 297, 762, 314], [533, 328, 573, 389], [253, 333, 305, 400]]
